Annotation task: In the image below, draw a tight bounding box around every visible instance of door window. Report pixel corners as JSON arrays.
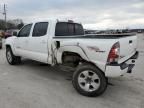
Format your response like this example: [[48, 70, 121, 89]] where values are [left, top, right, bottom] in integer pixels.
[[18, 24, 32, 37]]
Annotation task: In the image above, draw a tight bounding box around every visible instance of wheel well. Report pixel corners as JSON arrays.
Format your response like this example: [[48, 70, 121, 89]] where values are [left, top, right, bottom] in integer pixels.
[[62, 51, 82, 67], [6, 45, 11, 49], [62, 51, 81, 58], [61, 51, 105, 76], [61, 52, 99, 68]]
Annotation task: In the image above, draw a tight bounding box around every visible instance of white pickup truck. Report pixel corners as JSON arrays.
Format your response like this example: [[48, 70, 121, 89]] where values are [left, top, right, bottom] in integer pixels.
[[5, 20, 139, 97]]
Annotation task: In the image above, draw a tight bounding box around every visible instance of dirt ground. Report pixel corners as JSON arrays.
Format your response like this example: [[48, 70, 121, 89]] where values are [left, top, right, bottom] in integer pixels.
[[0, 34, 144, 108]]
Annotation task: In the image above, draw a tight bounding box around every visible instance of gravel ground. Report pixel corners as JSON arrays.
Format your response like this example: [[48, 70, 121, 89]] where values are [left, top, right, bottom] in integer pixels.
[[0, 34, 144, 108]]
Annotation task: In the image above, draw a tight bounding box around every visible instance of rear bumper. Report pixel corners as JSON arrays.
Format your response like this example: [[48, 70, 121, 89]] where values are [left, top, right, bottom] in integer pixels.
[[105, 51, 139, 77]]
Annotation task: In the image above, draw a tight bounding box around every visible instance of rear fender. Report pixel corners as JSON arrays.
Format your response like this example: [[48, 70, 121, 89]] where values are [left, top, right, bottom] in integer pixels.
[[56, 45, 89, 64]]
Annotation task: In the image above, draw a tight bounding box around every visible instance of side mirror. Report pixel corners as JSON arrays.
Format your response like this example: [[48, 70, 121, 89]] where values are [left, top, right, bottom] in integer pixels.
[[13, 31, 18, 36]]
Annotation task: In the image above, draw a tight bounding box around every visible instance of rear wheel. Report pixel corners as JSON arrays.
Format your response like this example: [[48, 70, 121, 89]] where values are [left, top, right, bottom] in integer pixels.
[[72, 64, 107, 97], [6, 47, 21, 65]]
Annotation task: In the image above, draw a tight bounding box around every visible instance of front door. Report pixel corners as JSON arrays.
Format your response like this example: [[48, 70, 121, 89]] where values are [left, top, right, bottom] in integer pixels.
[[15, 24, 32, 57]]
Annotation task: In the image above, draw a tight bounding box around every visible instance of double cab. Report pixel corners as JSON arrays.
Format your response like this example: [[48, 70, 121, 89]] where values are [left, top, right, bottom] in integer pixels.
[[5, 20, 139, 97]]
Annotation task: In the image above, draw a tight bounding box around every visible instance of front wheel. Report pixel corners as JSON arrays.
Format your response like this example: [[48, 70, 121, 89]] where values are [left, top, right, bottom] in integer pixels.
[[0, 45, 2, 49], [6, 47, 21, 65], [72, 64, 107, 97]]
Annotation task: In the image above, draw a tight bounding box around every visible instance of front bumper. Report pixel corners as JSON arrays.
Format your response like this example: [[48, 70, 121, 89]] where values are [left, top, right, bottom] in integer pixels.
[[105, 51, 139, 77]]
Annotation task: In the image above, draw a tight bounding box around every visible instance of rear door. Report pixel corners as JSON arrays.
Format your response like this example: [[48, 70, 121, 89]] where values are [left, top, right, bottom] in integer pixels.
[[27, 22, 49, 63]]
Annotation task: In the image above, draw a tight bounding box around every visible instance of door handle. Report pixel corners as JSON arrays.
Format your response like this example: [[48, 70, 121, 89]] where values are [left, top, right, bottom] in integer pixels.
[[25, 40, 28, 43], [41, 40, 46, 44], [16, 46, 21, 49], [129, 40, 133, 44]]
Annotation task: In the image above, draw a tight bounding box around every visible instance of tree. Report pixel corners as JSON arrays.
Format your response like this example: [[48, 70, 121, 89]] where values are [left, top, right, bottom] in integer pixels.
[[0, 20, 5, 30], [0, 19, 24, 30], [7, 20, 17, 29], [17, 22, 24, 29]]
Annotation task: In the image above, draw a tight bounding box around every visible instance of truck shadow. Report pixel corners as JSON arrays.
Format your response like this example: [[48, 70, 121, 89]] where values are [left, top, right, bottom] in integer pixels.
[[19, 59, 144, 99], [21, 59, 73, 82]]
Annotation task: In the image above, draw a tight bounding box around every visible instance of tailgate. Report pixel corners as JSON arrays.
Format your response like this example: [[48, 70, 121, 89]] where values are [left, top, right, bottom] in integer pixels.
[[118, 35, 137, 63]]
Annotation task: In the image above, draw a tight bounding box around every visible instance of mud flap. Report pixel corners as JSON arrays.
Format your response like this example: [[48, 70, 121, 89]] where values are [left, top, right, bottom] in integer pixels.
[[127, 64, 135, 73]]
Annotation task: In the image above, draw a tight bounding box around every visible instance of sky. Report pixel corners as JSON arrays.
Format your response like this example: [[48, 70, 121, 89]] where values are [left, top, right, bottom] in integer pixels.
[[0, 0, 144, 30]]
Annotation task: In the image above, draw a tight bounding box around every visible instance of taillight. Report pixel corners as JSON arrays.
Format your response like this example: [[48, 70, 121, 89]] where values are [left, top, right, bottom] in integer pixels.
[[107, 42, 120, 64]]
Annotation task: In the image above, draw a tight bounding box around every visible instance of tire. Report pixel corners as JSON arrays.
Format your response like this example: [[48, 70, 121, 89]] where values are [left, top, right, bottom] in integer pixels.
[[72, 64, 107, 97], [6, 47, 21, 65], [0, 46, 2, 49]]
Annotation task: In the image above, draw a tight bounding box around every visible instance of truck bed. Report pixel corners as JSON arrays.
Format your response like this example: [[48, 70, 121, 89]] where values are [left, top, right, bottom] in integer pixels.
[[53, 33, 136, 39], [54, 33, 137, 67], [85, 33, 136, 39]]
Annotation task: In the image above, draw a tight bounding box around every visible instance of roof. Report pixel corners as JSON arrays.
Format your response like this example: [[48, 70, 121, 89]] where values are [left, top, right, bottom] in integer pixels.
[[28, 19, 80, 24]]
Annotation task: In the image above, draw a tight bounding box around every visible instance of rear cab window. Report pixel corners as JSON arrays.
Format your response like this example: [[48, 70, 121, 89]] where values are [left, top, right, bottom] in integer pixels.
[[55, 22, 84, 36]]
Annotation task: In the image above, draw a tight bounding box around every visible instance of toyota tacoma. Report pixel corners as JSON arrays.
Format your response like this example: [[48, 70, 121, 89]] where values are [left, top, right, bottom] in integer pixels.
[[5, 20, 139, 97]]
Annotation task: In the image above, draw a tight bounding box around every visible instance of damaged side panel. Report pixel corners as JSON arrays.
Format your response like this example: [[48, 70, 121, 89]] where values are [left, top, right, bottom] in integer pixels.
[[55, 44, 89, 64]]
